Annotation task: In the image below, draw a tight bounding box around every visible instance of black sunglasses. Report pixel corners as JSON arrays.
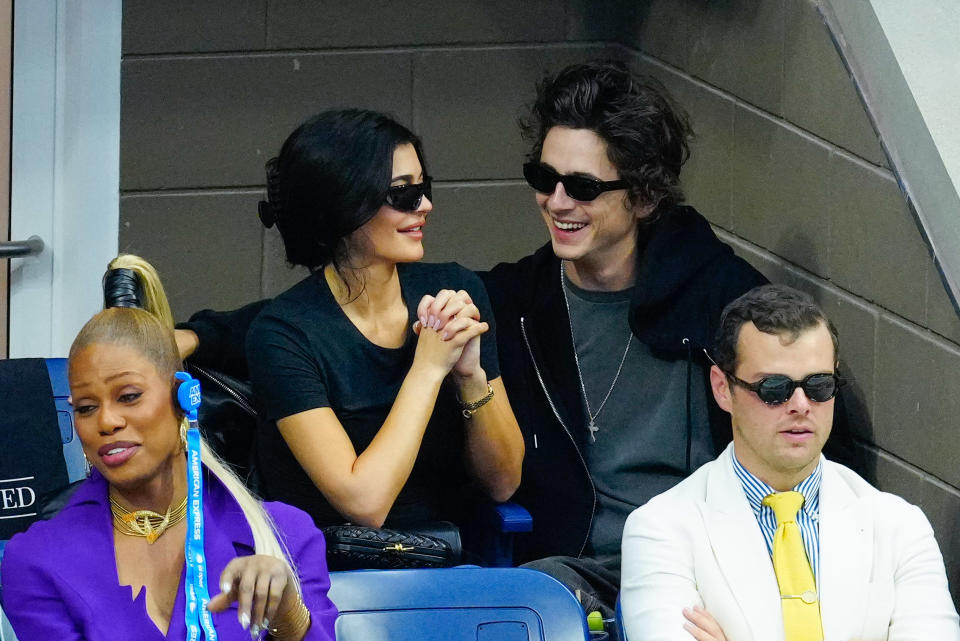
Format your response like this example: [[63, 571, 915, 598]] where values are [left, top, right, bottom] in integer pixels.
[[523, 162, 627, 202], [703, 350, 843, 405], [385, 178, 432, 212], [727, 372, 844, 406]]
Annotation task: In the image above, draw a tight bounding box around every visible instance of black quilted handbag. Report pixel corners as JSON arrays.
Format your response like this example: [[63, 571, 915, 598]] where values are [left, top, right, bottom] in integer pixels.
[[321, 524, 458, 570]]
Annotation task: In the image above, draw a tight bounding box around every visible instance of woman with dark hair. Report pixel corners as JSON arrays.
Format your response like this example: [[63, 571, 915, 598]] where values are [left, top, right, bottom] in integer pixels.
[[244, 109, 522, 529], [0, 256, 337, 640]]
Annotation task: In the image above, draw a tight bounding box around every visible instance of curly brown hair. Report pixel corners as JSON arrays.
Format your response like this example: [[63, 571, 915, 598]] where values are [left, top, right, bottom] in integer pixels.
[[521, 60, 693, 212]]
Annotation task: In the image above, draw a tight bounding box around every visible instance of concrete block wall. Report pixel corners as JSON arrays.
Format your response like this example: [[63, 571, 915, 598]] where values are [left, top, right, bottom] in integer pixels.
[[615, 0, 960, 597], [119, 0, 618, 318]]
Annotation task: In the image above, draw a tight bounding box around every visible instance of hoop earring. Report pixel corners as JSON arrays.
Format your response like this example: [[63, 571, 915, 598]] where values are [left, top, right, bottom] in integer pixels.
[[179, 416, 189, 452]]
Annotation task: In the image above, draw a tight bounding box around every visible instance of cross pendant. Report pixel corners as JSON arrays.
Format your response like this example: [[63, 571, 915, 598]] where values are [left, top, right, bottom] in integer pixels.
[[587, 420, 598, 443]]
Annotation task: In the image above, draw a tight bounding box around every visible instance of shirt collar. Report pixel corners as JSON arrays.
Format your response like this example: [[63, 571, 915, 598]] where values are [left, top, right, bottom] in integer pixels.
[[731, 448, 822, 520]]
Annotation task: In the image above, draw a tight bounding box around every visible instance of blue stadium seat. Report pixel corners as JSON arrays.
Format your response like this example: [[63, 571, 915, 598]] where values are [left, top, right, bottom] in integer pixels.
[[471, 501, 533, 567], [328, 567, 591, 640], [44, 358, 89, 484]]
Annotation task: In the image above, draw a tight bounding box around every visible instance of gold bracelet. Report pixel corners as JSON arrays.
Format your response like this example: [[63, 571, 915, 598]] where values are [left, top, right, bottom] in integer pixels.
[[268, 595, 311, 640], [458, 384, 495, 419]]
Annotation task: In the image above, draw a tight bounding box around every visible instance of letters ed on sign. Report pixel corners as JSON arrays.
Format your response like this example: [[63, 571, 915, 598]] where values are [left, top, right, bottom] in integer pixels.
[[0, 476, 37, 518]]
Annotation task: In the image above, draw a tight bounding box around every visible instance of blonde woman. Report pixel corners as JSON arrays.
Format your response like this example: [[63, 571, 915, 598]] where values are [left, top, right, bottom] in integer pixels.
[[0, 256, 337, 640]]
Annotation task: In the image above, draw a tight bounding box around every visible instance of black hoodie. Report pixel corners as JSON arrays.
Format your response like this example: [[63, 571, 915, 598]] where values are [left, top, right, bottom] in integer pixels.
[[480, 205, 768, 562]]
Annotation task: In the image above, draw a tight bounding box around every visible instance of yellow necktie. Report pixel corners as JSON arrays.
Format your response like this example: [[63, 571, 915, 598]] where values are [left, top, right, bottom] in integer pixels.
[[762, 491, 823, 641]]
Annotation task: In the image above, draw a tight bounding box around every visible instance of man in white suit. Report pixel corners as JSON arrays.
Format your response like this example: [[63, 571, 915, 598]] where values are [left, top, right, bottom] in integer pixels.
[[621, 284, 959, 641]]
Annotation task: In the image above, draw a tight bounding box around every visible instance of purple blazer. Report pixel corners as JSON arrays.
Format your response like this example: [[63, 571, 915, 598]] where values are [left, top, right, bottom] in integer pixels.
[[0, 468, 337, 640]]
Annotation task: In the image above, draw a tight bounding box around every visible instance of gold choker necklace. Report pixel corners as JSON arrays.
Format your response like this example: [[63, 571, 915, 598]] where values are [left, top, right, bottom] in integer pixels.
[[110, 494, 188, 544]]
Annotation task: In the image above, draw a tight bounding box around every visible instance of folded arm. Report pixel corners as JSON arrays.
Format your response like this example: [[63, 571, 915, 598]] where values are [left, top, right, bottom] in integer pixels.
[[887, 504, 960, 641], [621, 504, 714, 641]]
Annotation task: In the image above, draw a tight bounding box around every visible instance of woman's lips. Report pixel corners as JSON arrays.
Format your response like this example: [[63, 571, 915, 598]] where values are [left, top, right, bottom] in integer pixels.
[[398, 224, 423, 239], [98, 442, 140, 467]]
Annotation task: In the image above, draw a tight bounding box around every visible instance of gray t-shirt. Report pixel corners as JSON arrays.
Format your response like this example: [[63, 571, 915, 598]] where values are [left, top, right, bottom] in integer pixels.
[[563, 273, 714, 568]]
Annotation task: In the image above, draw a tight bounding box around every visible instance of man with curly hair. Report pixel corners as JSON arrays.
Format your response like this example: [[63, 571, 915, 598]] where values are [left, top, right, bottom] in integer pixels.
[[481, 60, 767, 615]]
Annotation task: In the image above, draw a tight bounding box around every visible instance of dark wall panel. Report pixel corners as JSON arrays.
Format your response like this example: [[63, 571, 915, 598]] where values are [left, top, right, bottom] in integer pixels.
[[413, 45, 612, 181], [123, 0, 267, 54], [424, 182, 548, 270], [122, 52, 414, 190], [267, 0, 566, 48], [119, 191, 264, 321], [730, 105, 833, 278]]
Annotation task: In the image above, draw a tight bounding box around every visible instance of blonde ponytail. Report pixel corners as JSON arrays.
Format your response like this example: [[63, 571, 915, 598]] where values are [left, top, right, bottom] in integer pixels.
[[107, 254, 176, 329]]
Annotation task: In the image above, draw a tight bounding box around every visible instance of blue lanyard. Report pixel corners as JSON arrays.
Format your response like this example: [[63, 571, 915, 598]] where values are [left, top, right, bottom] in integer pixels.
[[177, 373, 218, 641]]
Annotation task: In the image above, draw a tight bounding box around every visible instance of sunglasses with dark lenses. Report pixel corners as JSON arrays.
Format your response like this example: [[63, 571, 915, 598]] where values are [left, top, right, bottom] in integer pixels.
[[523, 162, 628, 202], [385, 178, 432, 212], [727, 372, 844, 405]]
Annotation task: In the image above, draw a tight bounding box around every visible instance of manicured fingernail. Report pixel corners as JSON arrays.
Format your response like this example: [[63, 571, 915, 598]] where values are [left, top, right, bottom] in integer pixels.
[[250, 624, 261, 638], [419, 316, 426, 327], [262, 619, 270, 629], [240, 612, 250, 630], [441, 331, 449, 340], [428, 315, 436, 327], [221, 580, 231, 593]]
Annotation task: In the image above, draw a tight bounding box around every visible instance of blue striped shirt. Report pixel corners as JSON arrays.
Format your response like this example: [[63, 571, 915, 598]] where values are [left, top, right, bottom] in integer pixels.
[[731, 451, 822, 580]]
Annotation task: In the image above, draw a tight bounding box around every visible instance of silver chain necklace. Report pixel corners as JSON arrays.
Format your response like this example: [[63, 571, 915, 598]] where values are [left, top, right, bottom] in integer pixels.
[[560, 262, 634, 443]]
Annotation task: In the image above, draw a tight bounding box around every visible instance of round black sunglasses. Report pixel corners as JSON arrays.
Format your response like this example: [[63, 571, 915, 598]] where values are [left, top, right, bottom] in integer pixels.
[[703, 349, 843, 405], [727, 371, 844, 405], [523, 162, 627, 202]]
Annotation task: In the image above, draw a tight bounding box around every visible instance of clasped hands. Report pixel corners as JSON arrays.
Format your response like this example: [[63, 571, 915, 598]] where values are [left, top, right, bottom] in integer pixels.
[[412, 289, 488, 382]]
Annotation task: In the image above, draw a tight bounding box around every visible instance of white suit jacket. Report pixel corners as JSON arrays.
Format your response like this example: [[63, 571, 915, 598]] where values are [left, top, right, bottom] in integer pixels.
[[621, 444, 959, 641]]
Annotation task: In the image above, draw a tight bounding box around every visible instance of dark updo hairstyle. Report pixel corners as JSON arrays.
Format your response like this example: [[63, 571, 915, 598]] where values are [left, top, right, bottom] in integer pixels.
[[259, 108, 426, 273], [522, 60, 693, 213]]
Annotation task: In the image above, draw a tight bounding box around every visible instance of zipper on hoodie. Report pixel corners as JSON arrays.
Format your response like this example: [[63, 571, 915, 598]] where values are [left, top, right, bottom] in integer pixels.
[[521, 315, 597, 558], [189, 364, 258, 417]]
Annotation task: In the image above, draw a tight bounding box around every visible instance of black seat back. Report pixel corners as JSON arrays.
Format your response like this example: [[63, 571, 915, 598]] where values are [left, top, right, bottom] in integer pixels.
[[0, 359, 72, 539]]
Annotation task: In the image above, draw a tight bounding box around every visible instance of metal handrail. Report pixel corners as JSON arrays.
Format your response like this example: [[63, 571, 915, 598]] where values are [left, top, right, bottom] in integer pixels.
[[0, 235, 44, 258]]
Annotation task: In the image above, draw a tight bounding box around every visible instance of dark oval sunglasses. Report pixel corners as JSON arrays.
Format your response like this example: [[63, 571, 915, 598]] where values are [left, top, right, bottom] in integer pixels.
[[727, 371, 844, 406], [523, 162, 627, 202], [385, 177, 432, 212]]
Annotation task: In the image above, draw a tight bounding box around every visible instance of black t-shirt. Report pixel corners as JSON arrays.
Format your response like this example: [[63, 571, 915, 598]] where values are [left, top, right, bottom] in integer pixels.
[[246, 262, 500, 527]]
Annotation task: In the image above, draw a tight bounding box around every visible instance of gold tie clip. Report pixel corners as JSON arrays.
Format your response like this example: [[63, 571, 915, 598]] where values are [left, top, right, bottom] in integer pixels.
[[780, 590, 818, 604]]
